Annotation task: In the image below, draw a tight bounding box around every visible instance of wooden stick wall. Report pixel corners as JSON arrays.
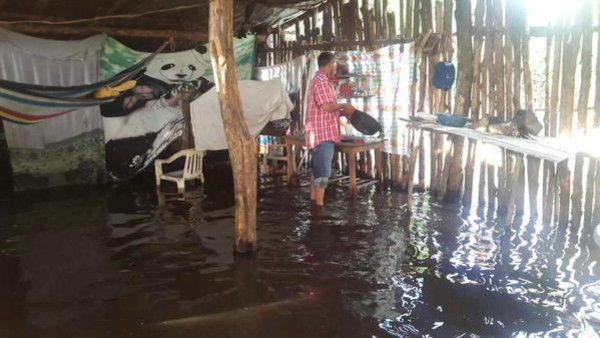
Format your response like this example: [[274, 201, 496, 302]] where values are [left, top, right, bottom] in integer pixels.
[[255, 1, 600, 227]]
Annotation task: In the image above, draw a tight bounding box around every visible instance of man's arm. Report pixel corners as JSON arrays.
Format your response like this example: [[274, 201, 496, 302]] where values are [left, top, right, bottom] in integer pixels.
[[322, 102, 355, 117]]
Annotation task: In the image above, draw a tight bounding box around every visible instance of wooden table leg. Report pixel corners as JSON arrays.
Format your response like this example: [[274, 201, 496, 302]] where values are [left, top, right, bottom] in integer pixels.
[[349, 150, 357, 195], [286, 143, 295, 186]]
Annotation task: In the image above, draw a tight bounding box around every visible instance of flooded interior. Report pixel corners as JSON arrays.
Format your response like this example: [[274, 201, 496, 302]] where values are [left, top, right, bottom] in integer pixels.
[[1, 166, 600, 337]]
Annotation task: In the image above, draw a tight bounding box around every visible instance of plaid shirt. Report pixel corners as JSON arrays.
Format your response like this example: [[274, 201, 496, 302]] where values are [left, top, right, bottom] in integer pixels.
[[305, 70, 340, 149]]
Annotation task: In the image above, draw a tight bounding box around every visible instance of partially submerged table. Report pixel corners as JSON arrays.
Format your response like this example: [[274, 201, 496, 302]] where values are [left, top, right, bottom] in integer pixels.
[[284, 135, 384, 194]]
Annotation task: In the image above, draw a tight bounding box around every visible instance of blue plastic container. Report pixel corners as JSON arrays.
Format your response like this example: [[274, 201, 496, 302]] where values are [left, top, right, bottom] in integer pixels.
[[437, 113, 469, 127]]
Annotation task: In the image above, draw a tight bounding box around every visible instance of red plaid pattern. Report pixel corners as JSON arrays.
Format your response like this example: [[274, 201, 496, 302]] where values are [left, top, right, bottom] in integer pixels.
[[305, 71, 340, 149]]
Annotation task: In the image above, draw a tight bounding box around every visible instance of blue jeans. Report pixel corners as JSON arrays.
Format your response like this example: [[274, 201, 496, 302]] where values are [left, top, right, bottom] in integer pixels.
[[311, 141, 335, 188]]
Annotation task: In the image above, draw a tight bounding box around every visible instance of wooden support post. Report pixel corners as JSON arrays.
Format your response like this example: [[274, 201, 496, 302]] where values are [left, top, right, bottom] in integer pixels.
[[505, 154, 524, 224], [558, 15, 583, 138], [446, 0, 472, 201], [487, 163, 497, 209], [511, 4, 523, 113], [430, 133, 438, 194], [543, 22, 551, 136], [463, 139, 477, 206], [504, 0, 514, 119], [478, 161, 487, 207], [412, 0, 421, 39], [434, 134, 445, 194], [470, 0, 485, 119], [522, 34, 534, 111], [438, 137, 452, 201], [402, 155, 410, 190], [349, 152, 357, 195], [527, 156, 541, 218], [498, 151, 510, 213], [584, 159, 596, 226], [493, 0, 506, 119], [209, 0, 257, 253], [596, 0, 600, 128], [417, 130, 426, 191], [407, 134, 420, 211], [406, 0, 414, 39], [593, 160, 600, 225], [577, 0, 593, 132], [549, 22, 563, 137], [399, 0, 405, 38], [515, 156, 526, 216], [543, 162, 556, 224], [376, 148, 384, 185], [557, 160, 571, 226], [571, 154, 584, 225]]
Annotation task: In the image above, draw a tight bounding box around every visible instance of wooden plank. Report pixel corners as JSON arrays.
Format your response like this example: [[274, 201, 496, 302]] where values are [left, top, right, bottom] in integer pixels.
[[527, 156, 541, 218], [209, 0, 257, 253], [403, 121, 571, 163], [2, 23, 209, 42]]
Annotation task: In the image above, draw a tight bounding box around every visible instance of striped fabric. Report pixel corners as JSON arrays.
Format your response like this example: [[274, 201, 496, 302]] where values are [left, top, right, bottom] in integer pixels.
[[0, 43, 165, 124]]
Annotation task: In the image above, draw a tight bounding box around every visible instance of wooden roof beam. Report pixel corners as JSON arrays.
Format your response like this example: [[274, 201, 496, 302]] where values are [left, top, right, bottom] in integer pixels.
[[0, 23, 208, 41]]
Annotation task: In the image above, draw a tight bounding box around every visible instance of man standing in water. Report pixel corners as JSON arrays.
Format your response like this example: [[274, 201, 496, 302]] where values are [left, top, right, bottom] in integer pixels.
[[305, 52, 355, 207]]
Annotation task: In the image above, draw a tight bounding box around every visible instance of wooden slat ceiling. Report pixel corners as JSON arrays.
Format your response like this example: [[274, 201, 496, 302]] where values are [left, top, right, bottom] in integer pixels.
[[0, 0, 323, 50]]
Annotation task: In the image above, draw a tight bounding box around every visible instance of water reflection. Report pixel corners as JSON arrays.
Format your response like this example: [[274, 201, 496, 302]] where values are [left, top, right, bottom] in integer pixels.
[[0, 173, 598, 337]]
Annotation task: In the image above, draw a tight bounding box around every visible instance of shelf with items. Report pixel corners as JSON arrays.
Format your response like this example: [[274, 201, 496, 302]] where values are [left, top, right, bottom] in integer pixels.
[[334, 73, 377, 100]]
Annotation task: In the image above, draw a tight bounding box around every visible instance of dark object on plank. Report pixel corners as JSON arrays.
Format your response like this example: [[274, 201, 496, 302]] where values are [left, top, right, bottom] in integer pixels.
[[351, 109, 382, 135]]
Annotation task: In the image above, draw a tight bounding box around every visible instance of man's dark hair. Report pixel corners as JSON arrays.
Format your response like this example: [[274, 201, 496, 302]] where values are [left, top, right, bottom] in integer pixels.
[[318, 52, 335, 68]]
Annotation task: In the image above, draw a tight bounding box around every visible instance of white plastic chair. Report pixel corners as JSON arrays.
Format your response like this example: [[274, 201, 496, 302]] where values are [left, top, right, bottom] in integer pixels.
[[155, 149, 205, 193]]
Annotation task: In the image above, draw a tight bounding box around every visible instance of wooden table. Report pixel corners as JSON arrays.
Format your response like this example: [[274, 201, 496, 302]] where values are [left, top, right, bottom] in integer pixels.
[[284, 135, 384, 194]]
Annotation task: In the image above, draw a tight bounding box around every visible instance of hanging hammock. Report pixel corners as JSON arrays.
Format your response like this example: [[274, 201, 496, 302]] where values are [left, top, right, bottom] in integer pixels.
[[0, 42, 166, 124]]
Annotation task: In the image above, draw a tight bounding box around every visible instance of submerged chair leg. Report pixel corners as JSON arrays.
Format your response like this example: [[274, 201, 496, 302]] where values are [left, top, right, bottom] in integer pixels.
[[176, 180, 185, 193]]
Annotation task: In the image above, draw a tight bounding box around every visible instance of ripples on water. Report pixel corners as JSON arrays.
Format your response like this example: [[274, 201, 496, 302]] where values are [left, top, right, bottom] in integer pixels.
[[0, 170, 599, 337]]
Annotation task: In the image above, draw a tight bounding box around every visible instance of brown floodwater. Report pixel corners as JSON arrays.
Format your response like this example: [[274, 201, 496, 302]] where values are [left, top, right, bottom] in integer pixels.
[[0, 167, 599, 337]]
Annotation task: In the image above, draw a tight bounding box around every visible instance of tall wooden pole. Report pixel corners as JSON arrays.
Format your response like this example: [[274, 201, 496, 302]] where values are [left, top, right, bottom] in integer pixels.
[[209, 0, 257, 253]]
